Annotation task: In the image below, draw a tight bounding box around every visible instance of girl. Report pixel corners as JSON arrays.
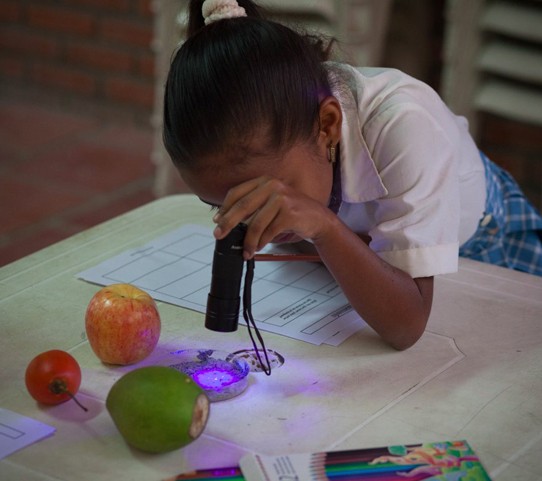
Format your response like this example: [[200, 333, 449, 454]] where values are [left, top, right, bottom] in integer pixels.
[[163, 0, 542, 350]]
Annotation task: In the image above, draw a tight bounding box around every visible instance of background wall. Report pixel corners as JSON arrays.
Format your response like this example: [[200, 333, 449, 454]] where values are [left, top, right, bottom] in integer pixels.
[[0, 0, 540, 209], [382, 0, 542, 210], [0, 0, 155, 124]]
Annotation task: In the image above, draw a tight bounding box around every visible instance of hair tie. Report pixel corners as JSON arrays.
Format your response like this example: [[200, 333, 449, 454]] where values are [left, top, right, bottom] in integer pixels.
[[202, 0, 247, 25]]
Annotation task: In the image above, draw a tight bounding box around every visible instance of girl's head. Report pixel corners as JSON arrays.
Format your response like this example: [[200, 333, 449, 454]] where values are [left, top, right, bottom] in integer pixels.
[[163, 0, 338, 188]]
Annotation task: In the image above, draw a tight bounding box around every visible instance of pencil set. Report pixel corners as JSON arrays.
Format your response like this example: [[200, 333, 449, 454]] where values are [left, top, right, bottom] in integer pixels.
[[166, 440, 491, 480], [308, 442, 490, 480]]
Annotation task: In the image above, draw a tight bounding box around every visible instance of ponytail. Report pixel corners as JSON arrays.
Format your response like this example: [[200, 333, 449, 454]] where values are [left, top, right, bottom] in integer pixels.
[[187, 0, 265, 36]]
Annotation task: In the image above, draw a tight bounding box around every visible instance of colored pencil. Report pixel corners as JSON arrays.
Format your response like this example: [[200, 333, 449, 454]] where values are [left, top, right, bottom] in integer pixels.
[[253, 253, 321, 262], [164, 466, 244, 481]]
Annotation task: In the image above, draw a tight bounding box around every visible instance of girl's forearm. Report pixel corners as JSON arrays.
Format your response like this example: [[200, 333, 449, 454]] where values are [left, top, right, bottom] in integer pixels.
[[313, 215, 433, 350]]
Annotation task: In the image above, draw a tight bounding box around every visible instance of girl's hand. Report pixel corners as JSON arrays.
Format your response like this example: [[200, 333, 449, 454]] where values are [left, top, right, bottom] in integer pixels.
[[213, 176, 432, 352], [212, 176, 334, 259]]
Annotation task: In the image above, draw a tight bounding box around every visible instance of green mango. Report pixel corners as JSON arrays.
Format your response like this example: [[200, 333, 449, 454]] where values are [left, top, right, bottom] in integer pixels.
[[106, 366, 210, 453]]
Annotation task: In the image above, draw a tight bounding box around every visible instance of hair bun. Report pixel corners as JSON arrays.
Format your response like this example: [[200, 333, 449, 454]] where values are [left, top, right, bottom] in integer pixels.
[[202, 0, 247, 25]]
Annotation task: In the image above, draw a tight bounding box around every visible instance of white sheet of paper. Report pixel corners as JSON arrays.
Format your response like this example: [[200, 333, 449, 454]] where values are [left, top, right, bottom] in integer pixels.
[[240, 452, 315, 481], [77, 224, 366, 345], [0, 408, 56, 460]]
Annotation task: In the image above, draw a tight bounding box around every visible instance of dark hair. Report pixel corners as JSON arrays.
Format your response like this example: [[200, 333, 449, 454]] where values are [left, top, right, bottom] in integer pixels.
[[163, 0, 334, 170]]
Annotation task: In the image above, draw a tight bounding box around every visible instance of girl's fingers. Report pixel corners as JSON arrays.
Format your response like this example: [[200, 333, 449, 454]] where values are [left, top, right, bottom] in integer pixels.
[[213, 177, 279, 238], [212, 176, 329, 256], [244, 193, 321, 257], [242, 196, 284, 256], [217, 177, 267, 217]]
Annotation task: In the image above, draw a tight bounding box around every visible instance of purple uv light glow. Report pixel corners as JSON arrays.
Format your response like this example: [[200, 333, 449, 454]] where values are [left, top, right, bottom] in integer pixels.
[[168, 349, 250, 401], [193, 366, 240, 391]]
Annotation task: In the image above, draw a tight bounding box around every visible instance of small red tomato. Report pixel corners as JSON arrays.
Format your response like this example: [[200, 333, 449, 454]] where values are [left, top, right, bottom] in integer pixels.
[[25, 350, 86, 410]]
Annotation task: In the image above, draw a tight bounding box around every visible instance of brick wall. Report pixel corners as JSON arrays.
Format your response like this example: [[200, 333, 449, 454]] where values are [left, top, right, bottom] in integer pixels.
[[1, 0, 540, 210], [0, 0, 155, 123]]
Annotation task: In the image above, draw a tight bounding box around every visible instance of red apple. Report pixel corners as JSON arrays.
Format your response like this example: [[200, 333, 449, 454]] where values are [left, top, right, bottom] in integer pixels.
[[85, 284, 161, 365]]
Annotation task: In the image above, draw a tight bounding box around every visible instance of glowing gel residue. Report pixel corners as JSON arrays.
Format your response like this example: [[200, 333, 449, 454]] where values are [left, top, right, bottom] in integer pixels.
[[193, 366, 237, 390], [168, 349, 250, 402]]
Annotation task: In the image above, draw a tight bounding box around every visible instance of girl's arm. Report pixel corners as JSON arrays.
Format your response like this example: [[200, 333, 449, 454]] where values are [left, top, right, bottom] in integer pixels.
[[313, 210, 433, 350], [213, 177, 433, 351]]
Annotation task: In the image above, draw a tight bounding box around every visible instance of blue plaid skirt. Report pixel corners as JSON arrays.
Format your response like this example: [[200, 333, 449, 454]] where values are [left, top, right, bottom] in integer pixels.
[[459, 153, 542, 276]]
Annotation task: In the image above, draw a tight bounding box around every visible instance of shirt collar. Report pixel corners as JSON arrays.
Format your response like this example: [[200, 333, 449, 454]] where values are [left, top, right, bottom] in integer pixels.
[[329, 63, 388, 203]]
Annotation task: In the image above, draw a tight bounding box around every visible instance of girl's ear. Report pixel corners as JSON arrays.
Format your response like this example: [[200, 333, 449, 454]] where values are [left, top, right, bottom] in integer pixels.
[[318, 96, 342, 145]]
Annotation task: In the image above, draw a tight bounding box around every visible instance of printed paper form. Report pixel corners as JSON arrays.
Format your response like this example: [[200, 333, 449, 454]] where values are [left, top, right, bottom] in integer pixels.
[[0, 408, 55, 460], [77, 224, 366, 345]]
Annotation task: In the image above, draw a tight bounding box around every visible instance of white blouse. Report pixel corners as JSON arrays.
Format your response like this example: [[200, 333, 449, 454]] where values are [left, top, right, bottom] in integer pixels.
[[327, 63, 486, 278]]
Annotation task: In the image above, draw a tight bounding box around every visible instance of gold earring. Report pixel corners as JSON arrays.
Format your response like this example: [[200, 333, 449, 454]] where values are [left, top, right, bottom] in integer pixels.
[[327, 142, 336, 164]]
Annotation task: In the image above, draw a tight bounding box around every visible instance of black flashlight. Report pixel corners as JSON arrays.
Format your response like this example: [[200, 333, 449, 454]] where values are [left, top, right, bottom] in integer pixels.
[[205, 223, 247, 332]]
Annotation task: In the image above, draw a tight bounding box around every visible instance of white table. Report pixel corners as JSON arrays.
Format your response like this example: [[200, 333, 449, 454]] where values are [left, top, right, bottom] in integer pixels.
[[1, 194, 541, 480]]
